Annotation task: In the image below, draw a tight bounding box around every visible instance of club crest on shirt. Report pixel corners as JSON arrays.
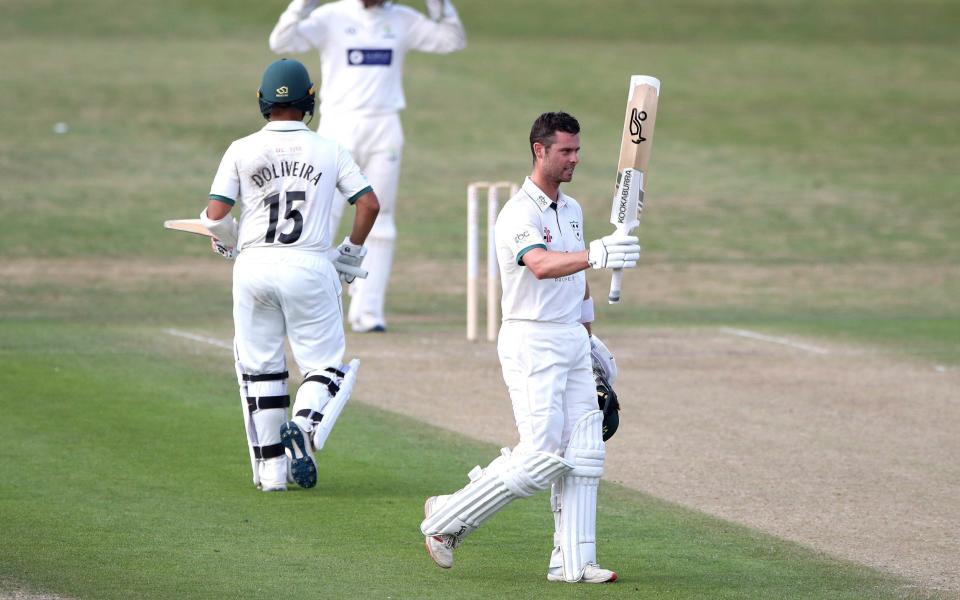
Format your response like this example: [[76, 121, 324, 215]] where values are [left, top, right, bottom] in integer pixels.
[[569, 220, 581, 241], [543, 226, 552, 243]]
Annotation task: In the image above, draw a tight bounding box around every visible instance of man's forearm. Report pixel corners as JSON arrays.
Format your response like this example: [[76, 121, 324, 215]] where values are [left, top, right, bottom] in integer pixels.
[[523, 248, 588, 280], [348, 192, 380, 246]]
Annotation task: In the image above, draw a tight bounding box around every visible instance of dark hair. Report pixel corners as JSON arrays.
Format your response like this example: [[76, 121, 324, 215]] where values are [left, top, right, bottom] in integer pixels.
[[529, 112, 580, 162]]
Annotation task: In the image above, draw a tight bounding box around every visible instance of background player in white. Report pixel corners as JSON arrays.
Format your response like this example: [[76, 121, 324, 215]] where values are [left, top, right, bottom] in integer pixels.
[[419, 112, 641, 583], [202, 58, 380, 491], [269, 0, 466, 332]]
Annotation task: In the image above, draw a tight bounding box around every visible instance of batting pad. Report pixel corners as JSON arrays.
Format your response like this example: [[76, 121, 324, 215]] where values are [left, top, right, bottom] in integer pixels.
[[246, 374, 290, 460], [550, 410, 605, 581], [312, 359, 359, 451], [420, 450, 572, 542], [291, 371, 336, 432]]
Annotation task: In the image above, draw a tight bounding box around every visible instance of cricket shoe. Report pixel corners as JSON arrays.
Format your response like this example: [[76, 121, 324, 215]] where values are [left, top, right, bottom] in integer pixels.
[[280, 421, 317, 489], [547, 563, 618, 583], [423, 496, 457, 569]]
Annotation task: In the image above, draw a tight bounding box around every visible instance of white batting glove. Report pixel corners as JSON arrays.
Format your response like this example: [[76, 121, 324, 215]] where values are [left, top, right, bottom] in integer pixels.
[[294, 0, 321, 17], [332, 237, 368, 283], [425, 0, 446, 19], [588, 234, 641, 269], [210, 238, 237, 260]]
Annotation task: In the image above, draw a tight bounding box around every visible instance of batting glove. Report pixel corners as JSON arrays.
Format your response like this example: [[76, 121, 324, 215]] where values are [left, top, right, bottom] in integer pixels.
[[333, 236, 368, 284], [588, 234, 641, 269], [211, 238, 237, 260]]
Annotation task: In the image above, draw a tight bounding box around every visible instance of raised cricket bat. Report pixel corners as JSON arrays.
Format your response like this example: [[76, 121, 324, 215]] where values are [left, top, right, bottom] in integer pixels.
[[164, 218, 213, 237], [608, 75, 660, 304]]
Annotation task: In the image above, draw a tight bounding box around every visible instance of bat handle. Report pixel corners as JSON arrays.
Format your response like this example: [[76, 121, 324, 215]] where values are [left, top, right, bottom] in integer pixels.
[[608, 269, 624, 304]]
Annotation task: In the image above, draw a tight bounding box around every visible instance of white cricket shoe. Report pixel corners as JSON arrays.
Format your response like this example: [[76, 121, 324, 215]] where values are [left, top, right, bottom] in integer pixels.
[[258, 456, 288, 492], [280, 421, 317, 489], [423, 496, 456, 569], [547, 562, 618, 583]]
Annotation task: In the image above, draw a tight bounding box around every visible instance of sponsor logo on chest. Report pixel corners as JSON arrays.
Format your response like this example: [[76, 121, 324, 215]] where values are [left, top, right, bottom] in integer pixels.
[[347, 48, 393, 66]]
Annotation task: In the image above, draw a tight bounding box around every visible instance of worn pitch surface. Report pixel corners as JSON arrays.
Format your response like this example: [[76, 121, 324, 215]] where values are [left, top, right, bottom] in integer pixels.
[[346, 327, 960, 592]]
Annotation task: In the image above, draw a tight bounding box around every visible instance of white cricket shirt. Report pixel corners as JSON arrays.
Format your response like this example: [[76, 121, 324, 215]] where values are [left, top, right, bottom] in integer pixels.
[[495, 177, 587, 324], [209, 121, 371, 253], [270, 0, 466, 115]]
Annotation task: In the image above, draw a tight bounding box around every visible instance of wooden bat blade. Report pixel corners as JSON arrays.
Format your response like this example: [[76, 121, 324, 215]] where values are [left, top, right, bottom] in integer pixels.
[[617, 76, 660, 175], [609, 75, 660, 304], [163, 219, 213, 237]]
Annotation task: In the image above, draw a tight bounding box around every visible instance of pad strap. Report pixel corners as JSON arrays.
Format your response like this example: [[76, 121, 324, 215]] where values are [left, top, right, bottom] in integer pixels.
[[302, 370, 341, 396], [295, 409, 325, 423], [252, 443, 284, 459], [242, 371, 289, 382], [246, 395, 290, 413]]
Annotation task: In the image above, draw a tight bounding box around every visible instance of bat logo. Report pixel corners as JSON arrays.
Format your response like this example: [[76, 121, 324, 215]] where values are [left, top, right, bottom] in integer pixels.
[[629, 108, 647, 144]]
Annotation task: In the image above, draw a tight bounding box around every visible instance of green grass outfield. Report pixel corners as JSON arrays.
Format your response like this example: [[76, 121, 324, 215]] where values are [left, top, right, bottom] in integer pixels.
[[0, 321, 942, 600], [1, 0, 958, 361], [0, 0, 958, 597]]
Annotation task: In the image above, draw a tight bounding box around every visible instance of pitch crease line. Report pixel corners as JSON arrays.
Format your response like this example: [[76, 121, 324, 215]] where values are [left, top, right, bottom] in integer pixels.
[[721, 327, 830, 355], [164, 328, 232, 350]]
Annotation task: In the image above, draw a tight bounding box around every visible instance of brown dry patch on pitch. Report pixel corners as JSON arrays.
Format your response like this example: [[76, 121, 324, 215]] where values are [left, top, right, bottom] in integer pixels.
[[394, 257, 960, 314], [615, 262, 960, 312], [0, 257, 228, 290], [345, 327, 959, 592], [0, 579, 75, 600], [5, 258, 956, 317]]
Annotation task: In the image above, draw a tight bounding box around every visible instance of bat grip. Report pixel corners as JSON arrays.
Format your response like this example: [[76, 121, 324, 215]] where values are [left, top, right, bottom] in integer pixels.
[[608, 269, 624, 304]]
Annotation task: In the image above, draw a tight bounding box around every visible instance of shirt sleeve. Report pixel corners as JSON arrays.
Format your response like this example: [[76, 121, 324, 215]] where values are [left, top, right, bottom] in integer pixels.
[[497, 202, 546, 266], [269, 0, 328, 53], [335, 144, 372, 204], [209, 142, 240, 204], [402, 2, 467, 54]]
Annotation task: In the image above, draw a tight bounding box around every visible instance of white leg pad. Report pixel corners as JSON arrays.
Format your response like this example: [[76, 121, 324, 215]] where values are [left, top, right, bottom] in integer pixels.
[[550, 410, 605, 582], [421, 450, 572, 543], [291, 374, 334, 433], [236, 364, 292, 487], [236, 363, 260, 487], [312, 359, 360, 451]]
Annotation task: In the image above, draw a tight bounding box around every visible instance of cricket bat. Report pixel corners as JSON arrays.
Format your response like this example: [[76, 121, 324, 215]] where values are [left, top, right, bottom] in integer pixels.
[[608, 75, 660, 304], [164, 218, 213, 237]]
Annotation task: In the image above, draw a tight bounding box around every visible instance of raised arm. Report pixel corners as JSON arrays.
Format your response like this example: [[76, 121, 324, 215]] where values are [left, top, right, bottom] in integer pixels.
[[406, 0, 466, 54], [269, 0, 326, 54]]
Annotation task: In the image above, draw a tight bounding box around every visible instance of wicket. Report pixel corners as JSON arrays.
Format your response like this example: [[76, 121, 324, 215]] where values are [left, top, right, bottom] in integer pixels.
[[466, 181, 518, 341]]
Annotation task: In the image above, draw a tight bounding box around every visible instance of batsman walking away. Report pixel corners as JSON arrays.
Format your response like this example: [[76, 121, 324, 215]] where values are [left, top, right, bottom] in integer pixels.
[[419, 112, 638, 583], [269, 0, 466, 333], [201, 58, 380, 492]]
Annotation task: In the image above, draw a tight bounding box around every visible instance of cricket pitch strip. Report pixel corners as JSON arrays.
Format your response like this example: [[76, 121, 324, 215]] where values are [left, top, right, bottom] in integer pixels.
[[346, 326, 960, 593]]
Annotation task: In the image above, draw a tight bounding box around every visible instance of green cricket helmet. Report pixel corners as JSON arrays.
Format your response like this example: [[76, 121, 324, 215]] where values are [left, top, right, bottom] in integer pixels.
[[257, 58, 316, 119]]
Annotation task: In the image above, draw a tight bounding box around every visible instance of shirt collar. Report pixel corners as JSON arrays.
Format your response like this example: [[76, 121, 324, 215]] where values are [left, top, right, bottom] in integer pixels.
[[521, 176, 568, 212], [262, 121, 311, 132]]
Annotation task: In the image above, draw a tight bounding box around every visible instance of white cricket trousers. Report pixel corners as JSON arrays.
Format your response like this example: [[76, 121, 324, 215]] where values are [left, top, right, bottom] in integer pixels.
[[319, 110, 403, 331], [233, 248, 345, 376], [497, 321, 596, 455]]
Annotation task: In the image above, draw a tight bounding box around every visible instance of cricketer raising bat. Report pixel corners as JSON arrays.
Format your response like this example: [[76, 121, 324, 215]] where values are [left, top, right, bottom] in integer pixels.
[[608, 75, 660, 304]]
